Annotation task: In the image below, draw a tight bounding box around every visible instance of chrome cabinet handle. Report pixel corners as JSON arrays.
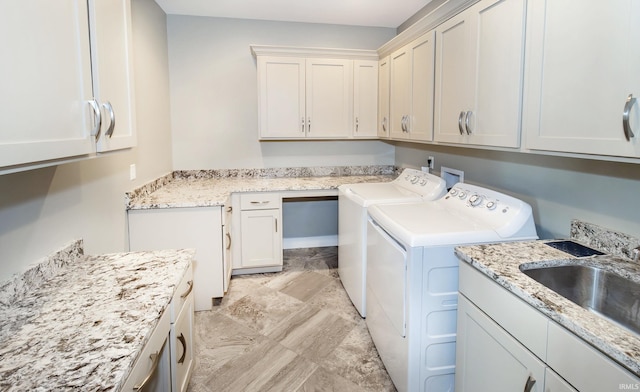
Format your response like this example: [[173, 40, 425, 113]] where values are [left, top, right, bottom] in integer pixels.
[[275, 218, 278, 232], [89, 99, 102, 142], [308, 117, 311, 133], [133, 339, 166, 391], [177, 333, 187, 364], [458, 111, 465, 135], [180, 280, 193, 299], [623, 94, 636, 141], [355, 117, 359, 132], [523, 375, 536, 392], [250, 200, 270, 205], [301, 117, 305, 133], [103, 101, 116, 138], [382, 116, 387, 132], [226, 232, 231, 250], [465, 110, 473, 135]]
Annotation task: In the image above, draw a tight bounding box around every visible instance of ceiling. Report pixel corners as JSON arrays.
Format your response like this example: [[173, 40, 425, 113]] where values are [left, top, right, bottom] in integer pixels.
[[154, 0, 433, 28]]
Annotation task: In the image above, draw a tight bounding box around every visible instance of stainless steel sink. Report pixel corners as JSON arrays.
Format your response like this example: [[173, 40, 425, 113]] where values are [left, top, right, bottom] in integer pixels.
[[520, 264, 640, 335]]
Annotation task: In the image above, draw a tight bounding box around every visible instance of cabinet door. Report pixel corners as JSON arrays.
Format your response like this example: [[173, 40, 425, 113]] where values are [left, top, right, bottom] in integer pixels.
[[171, 293, 194, 392], [389, 46, 412, 139], [0, 0, 94, 170], [88, 0, 136, 152], [128, 207, 224, 311], [353, 60, 378, 138], [469, 0, 525, 148], [456, 295, 546, 392], [434, 9, 474, 144], [257, 57, 306, 139], [524, 0, 640, 157], [306, 58, 353, 138], [378, 56, 391, 138], [240, 209, 282, 268], [408, 30, 435, 142]]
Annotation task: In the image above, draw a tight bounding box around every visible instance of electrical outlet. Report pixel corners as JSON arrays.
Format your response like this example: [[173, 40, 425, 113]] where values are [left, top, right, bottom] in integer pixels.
[[129, 164, 136, 181], [428, 156, 435, 169]]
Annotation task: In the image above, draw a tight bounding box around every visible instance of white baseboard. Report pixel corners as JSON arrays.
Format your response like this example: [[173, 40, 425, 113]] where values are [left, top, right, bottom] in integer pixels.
[[283, 235, 338, 249]]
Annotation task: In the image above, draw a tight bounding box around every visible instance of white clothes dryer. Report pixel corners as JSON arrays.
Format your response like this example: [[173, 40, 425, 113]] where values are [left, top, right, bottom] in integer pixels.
[[365, 183, 538, 392], [338, 168, 446, 317]]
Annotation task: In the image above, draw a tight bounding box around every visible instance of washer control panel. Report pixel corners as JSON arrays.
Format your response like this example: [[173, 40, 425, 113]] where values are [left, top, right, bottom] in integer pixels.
[[442, 182, 534, 237], [395, 168, 447, 198]]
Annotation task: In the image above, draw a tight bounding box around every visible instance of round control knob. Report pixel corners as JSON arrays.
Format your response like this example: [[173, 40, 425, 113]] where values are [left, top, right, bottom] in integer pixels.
[[450, 189, 458, 196], [419, 179, 427, 186], [486, 201, 497, 210], [410, 176, 419, 184], [469, 194, 483, 206], [458, 191, 467, 199]]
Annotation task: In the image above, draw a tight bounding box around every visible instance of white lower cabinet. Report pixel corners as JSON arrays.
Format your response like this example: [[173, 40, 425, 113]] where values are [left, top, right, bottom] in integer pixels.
[[456, 295, 546, 392], [457, 261, 639, 392], [128, 206, 226, 311], [170, 264, 195, 392], [233, 193, 283, 273], [122, 263, 194, 392]]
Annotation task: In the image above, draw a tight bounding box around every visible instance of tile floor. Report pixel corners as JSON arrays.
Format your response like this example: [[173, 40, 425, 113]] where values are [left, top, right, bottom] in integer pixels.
[[188, 247, 397, 392]]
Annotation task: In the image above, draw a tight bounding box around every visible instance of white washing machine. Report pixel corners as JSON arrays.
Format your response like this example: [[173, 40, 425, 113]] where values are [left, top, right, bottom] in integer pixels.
[[365, 183, 538, 392], [338, 168, 446, 317]]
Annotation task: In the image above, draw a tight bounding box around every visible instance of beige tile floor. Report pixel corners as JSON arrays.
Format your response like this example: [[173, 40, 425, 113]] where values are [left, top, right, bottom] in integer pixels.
[[188, 247, 397, 392]]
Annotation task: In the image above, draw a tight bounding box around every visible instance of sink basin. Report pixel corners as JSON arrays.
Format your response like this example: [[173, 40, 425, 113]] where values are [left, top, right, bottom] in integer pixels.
[[521, 264, 640, 335]]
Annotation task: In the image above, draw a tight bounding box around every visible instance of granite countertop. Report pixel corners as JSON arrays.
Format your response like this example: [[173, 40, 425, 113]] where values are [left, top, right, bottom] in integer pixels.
[[455, 238, 640, 377], [126, 166, 396, 210], [0, 240, 193, 391]]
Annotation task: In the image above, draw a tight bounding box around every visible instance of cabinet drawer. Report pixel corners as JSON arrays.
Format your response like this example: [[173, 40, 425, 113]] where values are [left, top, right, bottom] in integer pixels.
[[171, 263, 194, 323], [240, 193, 281, 210]]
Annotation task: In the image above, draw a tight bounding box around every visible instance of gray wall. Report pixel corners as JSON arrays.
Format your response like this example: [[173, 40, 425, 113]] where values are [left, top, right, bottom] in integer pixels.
[[0, 0, 174, 281], [394, 143, 640, 240], [166, 16, 397, 170]]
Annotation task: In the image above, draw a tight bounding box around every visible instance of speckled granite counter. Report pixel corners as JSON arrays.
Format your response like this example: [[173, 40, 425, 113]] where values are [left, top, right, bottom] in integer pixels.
[[455, 220, 640, 377], [0, 240, 193, 391], [126, 166, 396, 210]]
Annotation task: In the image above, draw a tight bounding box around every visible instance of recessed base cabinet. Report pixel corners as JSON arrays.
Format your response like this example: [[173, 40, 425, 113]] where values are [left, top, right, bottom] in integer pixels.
[[457, 261, 640, 392], [128, 207, 229, 311], [122, 263, 194, 392], [232, 193, 283, 274]]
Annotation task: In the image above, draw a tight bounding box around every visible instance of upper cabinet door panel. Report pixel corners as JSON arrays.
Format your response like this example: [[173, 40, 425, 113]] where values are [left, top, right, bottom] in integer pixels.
[[88, 0, 137, 152], [257, 57, 306, 139], [389, 48, 412, 140], [0, 0, 94, 170], [353, 60, 378, 138], [434, 11, 473, 144], [409, 31, 435, 142], [524, 0, 640, 157], [305, 59, 353, 138], [472, 0, 525, 148], [378, 57, 390, 138]]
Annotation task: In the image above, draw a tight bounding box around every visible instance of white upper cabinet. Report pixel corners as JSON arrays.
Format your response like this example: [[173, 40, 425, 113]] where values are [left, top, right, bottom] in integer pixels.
[[389, 31, 436, 142], [0, 0, 136, 174], [353, 60, 379, 138], [377, 56, 391, 138], [253, 46, 378, 140], [523, 0, 640, 158], [434, 0, 526, 148], [88, 0, 137, 152], [305, 58, 353, 138], [0, 0, 94, 171]]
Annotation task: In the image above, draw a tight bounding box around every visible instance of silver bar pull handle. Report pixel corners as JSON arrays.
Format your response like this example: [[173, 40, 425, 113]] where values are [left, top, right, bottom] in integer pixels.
[[623, 94, 636, 141], [465, 110, 473, 135], [177, 333, 187, 364], [133, 339, 166, 391], [275, 218, 278, 232], [89, 99, 102, 142], [382, 116, 387, 132], [355, 117, 359, 132], [103, 101, 116, 138], [226, 232, 232, 250], [458, 111, 465, 135], [308, 117, 311, 133], [301, 117, 305, 133], [180, 280, 193, 299], [523, 375, 536, 392]]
